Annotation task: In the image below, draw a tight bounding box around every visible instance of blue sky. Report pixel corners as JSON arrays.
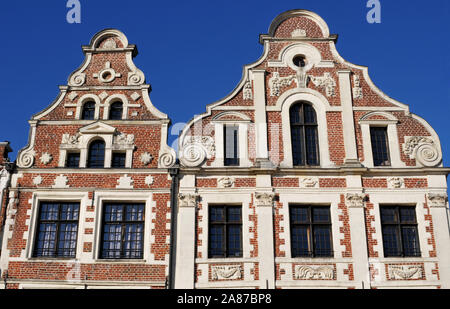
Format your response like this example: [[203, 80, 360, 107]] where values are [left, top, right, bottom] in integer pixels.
[[0, 0, 449, 165]]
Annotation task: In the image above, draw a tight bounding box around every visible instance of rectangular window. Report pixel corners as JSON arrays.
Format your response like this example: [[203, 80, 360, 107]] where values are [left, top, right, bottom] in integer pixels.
[[224, 126, 239, 166], [380, 206, 421, 257], [290, 206, 333, 257], [33, 202, 80, 258], [209, 205, 242, 258], [112, 152, 126, 168], [370, 127, 391, 166], [66, 153, 80, 168], [101, 203, 145, 259]]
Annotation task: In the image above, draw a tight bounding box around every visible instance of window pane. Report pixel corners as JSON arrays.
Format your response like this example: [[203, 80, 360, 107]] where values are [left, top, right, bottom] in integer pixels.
[[88, 140, 105, 168], [290, 207, 309, 224], [224, 126, 239, 166], [380, 207, 398, 224], [305, 126, 319, 166], [312, 207, 330, 223], [104, 205, 123, 222], [303, 104, 317, 124], [123, 224, 144, 259], [66, 153, 80, 168], [291, 226, 309, 257], [227, 225, 242, 257], [382, 225, 401, 256], [82, 101, 95, 120], [290, 102, 318, 166], [109, 102, 123, 120], [210, 207, 224, 223], [209, 225, 224, 257], [102, 224, 122, 259], [227, 207, 241, 223], [402, 226, 420, 257], [313, 226, 332, 257], [291, 126, 305, 166], [112, 153, 126, 168], [370, 127, 390, 166], [400, 207, 416, 224]]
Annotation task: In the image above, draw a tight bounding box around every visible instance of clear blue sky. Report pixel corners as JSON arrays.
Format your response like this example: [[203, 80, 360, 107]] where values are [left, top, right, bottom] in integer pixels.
[[0, 0, 449, 165]]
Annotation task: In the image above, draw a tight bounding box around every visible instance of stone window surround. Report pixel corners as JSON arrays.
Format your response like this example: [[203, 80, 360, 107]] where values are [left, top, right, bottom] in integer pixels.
[[25, 191, 90, 261], [58, 130, 134, 169], [359, 112, 405, 168], [211, 114, 252, 168]]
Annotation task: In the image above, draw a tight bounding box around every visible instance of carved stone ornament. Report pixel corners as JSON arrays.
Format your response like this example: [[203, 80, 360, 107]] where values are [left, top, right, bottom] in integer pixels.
[[17, 149, 36, 168], [211, 265, 242, 281], [69, 72, 86, 87], [299, 177, 318, 188], [427, 193, 448, 207], [291, 29, 307, 38], [159, 150, 176, 168], [352, 75, 363, 99], [388, 177, 404, 189], [294, 265, 335, 280], [218, 177, 235, 188], [243, 80, 253, 100], [61, 133, 81, 147], [345, 193, 365, 208], [140, 152, 153, 165], [53, 175, 69, 189], [388, 265, 423, 280], [145, 175, 154, 186], [403, 136, 442, 167], [101, 38, 117, 50], [39, 152, 53, 165], [310, 72, 336, 97], [269, 72, 296, 97], [116, 174, 134, 189], [114, 133, 135, 147], [128, 70, 145, 86], [93, 61, 122, 83], [255, 192, 275, 206], [178, 193, 199, 207], [33, 176, 43, 186], [180, 136, 216, 168]]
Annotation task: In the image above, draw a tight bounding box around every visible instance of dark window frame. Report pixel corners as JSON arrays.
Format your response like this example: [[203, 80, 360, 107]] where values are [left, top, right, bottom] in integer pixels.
[[224, 125, 240, 166], [81, 101, 96, 120], [33, 202, 80, 258], [208, 205, 243, 258], [370, 126, 391, 167], [289, 205, 333, 258], [100, 203, 145, 260], [380, 205, 421, 257], [109, 101, 124, 120], [87, 139, 106, 168], [290, 102, 320, 167], [111, 152, 126, 168], [66, 152, 80, 168]]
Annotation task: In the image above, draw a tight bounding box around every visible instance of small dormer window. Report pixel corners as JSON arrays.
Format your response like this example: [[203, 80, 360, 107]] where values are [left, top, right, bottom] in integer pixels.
[[109, 101, 123, 120], [82, 101, 96, 120]]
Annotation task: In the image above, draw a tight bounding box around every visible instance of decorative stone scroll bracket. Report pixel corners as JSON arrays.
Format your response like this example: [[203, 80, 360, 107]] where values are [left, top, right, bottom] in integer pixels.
[[403, 136, 442, 167]]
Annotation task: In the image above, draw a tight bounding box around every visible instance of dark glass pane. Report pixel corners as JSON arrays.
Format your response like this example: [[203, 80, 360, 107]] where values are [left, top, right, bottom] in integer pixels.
[[305, 126, 319, 166], [104, 205, 123, 222], [82, 101, 95, 120], [87, 140, 105, 168], [112, 152, 126, 168], [227, 225, 242, 257], [57, 223, 78, 257], [210, 207, 225, 223], [66, 153, 80, 168], [227, 207, 241, 223], [291, 226, 309, 257], [36, 223, 57, 257], [303, 104, 317, 124], [312, 207, 330, 223], [290, 207, 309, 224], [224, 126, 239, 166], [380, 207, 398, 224], [289, 104, 301, 124], [102, 224, 122, 259], [402, 226, 420, 257], [125, 204, 145, 222], [123, 224, 144, 259], [209, 225, 224, 257], [109, 102, 123, 120], [382, 225, 401, 256], [400, 207, 416, 224], [291, 126, 305, 166], [40, 203, 59, 221], [313, 226, 332, 257], [370, 127, 390, 166]]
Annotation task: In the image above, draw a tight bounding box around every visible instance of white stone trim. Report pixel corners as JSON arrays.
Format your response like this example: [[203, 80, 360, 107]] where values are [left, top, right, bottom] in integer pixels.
[[359, 112, 405, 168]]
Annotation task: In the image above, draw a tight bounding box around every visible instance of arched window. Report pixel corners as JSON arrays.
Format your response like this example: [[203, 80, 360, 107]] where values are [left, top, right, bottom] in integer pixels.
[[82, 101, 96, 120], [109, 101, 123, 120], [87, 139, 105, 168], [290, 102, 319, 166]]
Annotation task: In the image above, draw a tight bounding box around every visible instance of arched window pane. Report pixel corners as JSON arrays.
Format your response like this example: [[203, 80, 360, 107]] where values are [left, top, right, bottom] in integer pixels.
[[87, 140, 105, 168], [290, 102, 319, 166], [109, 102, 123, 120], [82, 101, 96, 120]]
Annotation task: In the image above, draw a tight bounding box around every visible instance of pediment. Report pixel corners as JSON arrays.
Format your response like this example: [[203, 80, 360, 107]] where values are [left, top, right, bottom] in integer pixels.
[[79, 121, 117, 134]]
